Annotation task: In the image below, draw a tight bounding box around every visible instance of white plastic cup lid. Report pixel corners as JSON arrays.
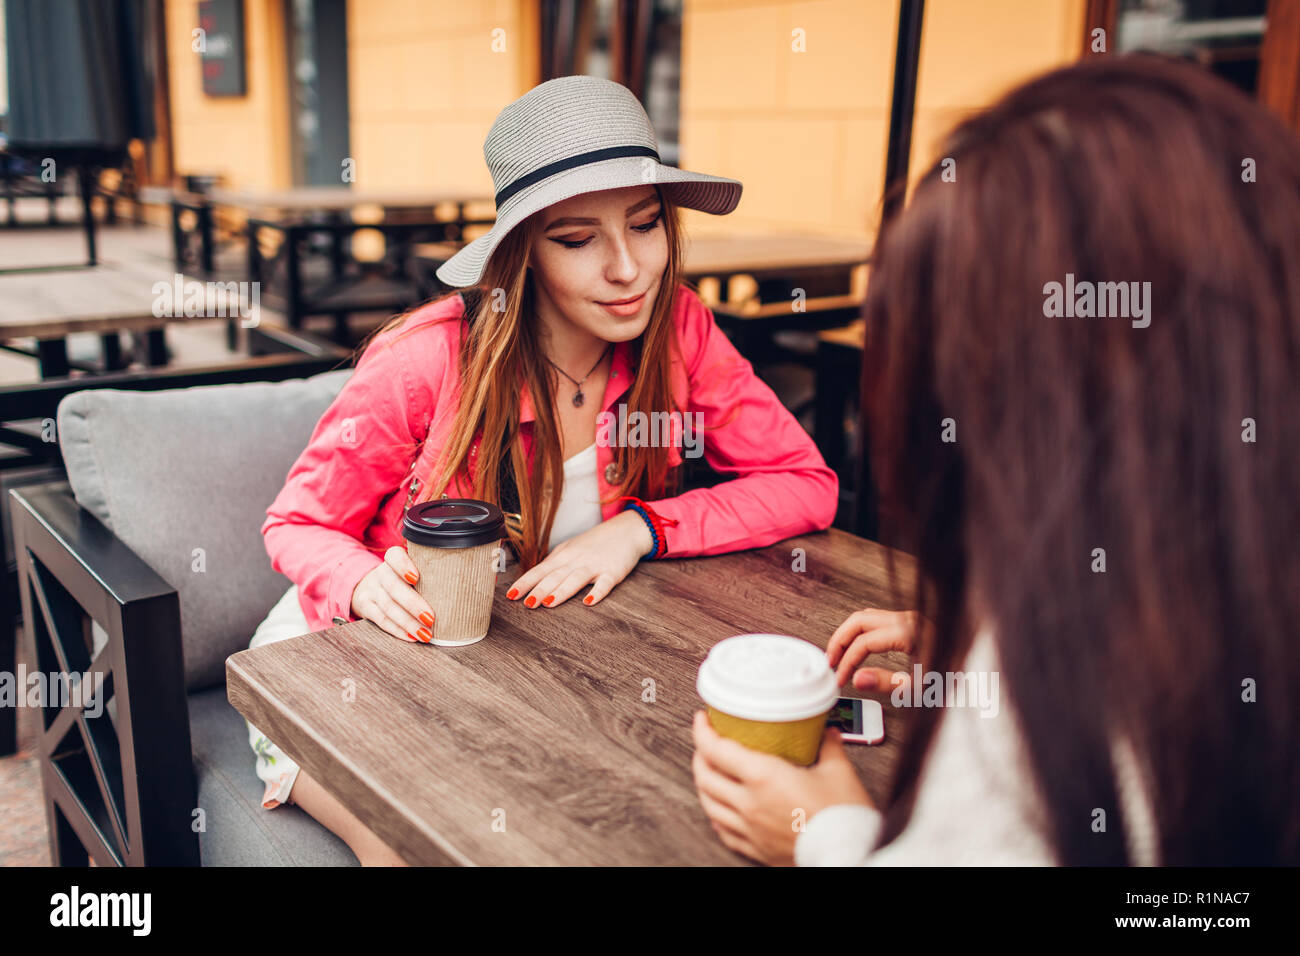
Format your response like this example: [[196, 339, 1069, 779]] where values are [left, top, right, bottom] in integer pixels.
[[696, 634, 839, 722]]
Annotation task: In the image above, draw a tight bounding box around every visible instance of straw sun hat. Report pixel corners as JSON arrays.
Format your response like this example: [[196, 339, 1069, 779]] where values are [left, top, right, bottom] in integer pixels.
[[436, 75, 743, 287]]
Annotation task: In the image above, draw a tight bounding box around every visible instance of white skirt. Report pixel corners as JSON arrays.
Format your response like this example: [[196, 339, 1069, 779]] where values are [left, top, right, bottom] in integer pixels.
[[245, 584, 312, 809]]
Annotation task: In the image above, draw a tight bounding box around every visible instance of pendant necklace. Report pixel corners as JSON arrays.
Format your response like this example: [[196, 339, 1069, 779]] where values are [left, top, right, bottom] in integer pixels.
[[545, 343, 611, 408]]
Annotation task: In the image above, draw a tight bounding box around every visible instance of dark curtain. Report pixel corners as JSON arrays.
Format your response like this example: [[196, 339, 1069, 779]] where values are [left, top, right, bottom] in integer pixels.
[[4, 0, 155, 156]]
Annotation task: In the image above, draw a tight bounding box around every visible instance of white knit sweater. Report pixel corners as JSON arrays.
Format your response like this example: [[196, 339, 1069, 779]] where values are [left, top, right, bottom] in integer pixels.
[[795, 627, 1160, 866]]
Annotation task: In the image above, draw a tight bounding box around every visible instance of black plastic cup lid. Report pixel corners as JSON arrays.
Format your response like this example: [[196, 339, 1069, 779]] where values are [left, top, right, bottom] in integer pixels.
[[402, 499, 505, 549]]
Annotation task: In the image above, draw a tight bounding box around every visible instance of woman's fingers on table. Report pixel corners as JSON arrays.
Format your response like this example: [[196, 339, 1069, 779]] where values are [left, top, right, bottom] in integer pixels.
[[537, 567, 600, 608], [580, 573, 616, 606], [522, 565, 569, 607], [505, 557, 552, 605], [519, 562, 573, 608], [509, 561, 604, 609]]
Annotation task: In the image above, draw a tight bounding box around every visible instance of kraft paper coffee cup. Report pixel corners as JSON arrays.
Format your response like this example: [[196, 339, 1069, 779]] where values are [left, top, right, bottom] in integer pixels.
[[696, 634, 839, 766], [401, 499, 505, 646]]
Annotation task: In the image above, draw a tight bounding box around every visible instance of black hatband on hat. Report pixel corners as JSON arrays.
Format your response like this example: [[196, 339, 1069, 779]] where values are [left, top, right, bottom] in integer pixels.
[[493, 145, 662, 208]]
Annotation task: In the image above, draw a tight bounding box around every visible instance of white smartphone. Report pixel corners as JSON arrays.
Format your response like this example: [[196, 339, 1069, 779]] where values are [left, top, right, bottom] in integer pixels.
[[827, 697, 885, 744]]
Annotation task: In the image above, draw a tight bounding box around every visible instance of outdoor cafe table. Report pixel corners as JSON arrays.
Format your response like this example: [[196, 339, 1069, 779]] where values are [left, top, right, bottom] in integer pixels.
[[173, 186, 494, 275], [226, 526, 912, 865], [205, 186, 491, 215], [0, 263, 246, 377], [171, 187, 496, 337], [680, 234, 871, 290]]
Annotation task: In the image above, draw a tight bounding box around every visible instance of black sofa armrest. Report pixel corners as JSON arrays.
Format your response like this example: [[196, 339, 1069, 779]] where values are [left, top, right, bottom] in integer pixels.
[[7, 481, 199, 866]]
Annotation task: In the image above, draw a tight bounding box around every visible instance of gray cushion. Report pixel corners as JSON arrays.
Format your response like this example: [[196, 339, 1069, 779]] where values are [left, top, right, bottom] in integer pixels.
[[187, 686, 359, 866], [57, 370, 352, 691]]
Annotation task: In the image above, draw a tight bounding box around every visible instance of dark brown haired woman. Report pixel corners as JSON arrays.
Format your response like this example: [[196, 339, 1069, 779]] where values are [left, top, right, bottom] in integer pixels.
[[692, 53, 1300, 866]]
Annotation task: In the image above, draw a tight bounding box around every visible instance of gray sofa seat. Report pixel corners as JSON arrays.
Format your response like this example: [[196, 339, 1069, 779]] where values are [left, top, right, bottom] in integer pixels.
[[188, 687, 358, 866], [55, 369, 361, 865], [57, 369, 354, 691]]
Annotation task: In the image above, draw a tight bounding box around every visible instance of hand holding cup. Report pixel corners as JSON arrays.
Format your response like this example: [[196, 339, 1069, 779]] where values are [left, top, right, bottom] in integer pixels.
[[350, 546, 438, 644]]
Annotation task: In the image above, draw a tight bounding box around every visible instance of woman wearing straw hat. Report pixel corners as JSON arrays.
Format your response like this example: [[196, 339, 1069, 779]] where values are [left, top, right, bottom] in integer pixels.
[[246, 75, 839, 864]]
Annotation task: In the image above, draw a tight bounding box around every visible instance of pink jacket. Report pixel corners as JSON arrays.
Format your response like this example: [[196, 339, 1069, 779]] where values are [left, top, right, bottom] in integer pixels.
[[262, 284, 839, 631]]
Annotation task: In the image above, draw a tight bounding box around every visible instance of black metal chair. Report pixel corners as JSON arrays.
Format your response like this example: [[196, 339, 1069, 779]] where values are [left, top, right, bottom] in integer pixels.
[[10, 481, 197, 864]]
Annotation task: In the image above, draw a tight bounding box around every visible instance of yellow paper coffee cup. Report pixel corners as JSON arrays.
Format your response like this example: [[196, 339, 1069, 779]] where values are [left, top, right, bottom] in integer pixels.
[[697, 634, 839, 766]]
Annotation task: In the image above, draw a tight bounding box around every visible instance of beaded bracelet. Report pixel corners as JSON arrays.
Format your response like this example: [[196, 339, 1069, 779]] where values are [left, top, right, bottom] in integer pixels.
[[625, 504, 658, 559], [616, 496, 680, 560]]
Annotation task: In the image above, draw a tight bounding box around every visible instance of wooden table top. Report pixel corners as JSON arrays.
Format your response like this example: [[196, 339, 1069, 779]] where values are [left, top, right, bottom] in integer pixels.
[[226, 526, 913, 866], [410, 241, 464, 262], [818, 318, 867, 349], [681, 234, 871, 279], [206, 187, 492, 213], [0, 265, 246, 338]]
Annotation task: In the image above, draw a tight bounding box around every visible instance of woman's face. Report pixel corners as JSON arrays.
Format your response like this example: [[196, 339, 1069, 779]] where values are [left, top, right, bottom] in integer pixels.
[[527, 184, 669, 345]]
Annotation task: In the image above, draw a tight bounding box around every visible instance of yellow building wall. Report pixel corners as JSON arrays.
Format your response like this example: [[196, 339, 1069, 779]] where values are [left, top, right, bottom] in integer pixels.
[[346, 0, 538, 198], [909, 0, 1087, 182], [165, 0, 292, 190], [680, 0, 1086, 241], [164, 0, 536, 196], [680, 0, 901, 240], [162, 0, 1083, 238]]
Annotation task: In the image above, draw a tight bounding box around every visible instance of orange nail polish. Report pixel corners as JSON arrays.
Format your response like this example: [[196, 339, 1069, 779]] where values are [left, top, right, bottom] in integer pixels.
[[419, 612, 435, 628], [525, 595, 537, 608], [543, 594, 555, 606], [406, 632, 418, 642], [507, 588, 519, 600], [584, 595, 594, 605], [404, 571, 418, 585], [417, 627, 432, 642]]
